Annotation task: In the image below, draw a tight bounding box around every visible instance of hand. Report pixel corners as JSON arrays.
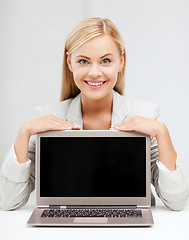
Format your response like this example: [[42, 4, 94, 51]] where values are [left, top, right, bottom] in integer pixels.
[[14, 115, 80, 163], [23, 114, 80, 136], [110, 115, 164, 138], [111, 116, 177, 170]]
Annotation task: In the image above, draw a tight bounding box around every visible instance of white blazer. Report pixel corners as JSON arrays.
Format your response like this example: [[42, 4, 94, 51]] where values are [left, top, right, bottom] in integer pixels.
[[0, 90, 188, 210]]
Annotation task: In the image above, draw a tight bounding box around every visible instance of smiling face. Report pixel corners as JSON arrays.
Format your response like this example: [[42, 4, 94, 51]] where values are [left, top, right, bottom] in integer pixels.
[[67, 34, 124, 101]]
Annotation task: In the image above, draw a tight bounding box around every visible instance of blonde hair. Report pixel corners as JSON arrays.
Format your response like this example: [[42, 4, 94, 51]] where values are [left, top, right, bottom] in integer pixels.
[[60, 18, 126, 101]]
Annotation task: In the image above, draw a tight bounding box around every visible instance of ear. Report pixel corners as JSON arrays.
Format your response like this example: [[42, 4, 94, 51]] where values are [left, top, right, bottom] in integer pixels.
[[67, 54, 73, 72], [118, 55, 125, 72]]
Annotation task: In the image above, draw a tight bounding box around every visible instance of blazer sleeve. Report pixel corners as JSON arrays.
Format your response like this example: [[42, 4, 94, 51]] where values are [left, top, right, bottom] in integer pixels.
[[150, 113, 189, 211], [0, 138, 35, 210], [0, 107, 44, 211]]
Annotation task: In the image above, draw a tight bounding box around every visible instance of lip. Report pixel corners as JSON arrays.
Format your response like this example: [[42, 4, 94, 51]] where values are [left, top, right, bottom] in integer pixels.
[[84, 80, 106, 89]]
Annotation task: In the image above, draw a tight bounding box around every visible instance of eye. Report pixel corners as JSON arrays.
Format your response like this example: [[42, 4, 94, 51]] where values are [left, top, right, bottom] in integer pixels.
[[78, 59, 88, 64], [102, 58, 111, 64]]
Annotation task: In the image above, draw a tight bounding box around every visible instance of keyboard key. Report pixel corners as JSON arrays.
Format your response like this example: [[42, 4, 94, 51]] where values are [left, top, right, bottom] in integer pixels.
[[41, 209, 143, 218]]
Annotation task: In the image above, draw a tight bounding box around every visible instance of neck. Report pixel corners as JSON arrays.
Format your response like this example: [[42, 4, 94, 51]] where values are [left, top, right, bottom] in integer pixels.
[[81, 91, 113, 117]]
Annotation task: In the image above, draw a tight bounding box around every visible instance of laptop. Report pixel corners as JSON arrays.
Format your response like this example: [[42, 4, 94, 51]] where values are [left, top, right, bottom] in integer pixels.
[[27, 130, 154, 227]]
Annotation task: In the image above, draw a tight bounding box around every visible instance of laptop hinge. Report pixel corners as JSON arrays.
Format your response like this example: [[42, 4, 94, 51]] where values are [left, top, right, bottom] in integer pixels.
[[49, 205, 137, 210], [49, 205, 66, 209]]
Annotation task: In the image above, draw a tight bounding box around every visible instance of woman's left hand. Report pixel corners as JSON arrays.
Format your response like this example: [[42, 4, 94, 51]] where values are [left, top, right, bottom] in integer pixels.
[[110, 115, 164, 138], [111, 115, 177, 171]]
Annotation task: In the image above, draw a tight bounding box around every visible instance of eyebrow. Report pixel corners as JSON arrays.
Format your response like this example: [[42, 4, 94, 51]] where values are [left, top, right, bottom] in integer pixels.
[[76, 53, 113, 59]]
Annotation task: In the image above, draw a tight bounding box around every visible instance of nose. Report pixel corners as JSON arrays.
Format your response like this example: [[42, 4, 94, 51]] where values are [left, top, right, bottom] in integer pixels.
[[88, 63, 102, 78]]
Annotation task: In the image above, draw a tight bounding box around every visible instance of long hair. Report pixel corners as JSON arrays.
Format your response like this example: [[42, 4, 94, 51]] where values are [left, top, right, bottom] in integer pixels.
[[60, 18, 126, 101]]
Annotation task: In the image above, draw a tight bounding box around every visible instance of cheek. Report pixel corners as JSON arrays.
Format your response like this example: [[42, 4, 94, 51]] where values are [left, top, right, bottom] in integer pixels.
[[103, 66, 119, 82], [72, 66, 84, 78], [72, 67, 87, 84]]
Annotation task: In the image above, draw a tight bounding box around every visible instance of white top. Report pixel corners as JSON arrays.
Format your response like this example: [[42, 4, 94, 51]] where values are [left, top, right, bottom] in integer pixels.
[[0, 90, 188, 210]]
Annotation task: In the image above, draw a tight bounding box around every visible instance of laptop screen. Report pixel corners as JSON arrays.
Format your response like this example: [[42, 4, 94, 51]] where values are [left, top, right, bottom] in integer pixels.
[[40, 137, 146, 198]]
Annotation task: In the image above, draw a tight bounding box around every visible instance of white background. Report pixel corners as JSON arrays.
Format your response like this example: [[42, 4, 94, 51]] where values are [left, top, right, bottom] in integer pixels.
[[0, 0, 189, 175]]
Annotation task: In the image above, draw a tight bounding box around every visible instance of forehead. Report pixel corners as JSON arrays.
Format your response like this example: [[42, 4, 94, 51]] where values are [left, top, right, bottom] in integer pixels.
[[72, 35, 119, 57]]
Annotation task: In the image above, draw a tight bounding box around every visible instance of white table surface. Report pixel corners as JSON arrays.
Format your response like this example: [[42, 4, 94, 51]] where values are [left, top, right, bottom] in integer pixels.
[[1, 190, 189, 240]]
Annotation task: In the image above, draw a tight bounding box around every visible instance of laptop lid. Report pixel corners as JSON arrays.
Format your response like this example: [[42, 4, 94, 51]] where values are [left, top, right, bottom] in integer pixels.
[[36, 130, 151, 207]]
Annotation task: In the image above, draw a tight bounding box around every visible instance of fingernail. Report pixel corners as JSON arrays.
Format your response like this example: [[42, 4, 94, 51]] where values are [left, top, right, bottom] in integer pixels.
[[74, 123, 80, 128]]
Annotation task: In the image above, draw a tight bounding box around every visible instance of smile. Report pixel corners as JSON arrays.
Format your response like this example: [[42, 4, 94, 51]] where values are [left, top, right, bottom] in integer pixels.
[[84, 81, 106, 88]]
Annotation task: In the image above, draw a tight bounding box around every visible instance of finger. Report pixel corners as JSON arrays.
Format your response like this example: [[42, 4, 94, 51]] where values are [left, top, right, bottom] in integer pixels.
[[47, 122, 72, 131], [48, 118, 75, 128], [50, 117, 67, 125], [56, 122, 80, 130], [45, 115, 81, 130], [112, 118, 138, 130], [111, 124, 133, 131], [46, 115, 66, 123], [53, 117, 80, 129], [46, 119, 70, 130], [67, 122, 81, 129], [71, 125, 81, 130], [111, 121, 129, 128], [115, 126, 132, 131]]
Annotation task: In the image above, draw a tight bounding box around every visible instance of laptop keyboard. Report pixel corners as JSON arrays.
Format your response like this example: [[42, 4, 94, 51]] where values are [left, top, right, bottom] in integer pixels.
[[41, 208, 142, 218]]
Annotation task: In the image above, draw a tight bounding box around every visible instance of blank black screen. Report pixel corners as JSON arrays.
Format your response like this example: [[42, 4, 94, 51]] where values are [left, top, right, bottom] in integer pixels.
[[40, 137, 146, 197]]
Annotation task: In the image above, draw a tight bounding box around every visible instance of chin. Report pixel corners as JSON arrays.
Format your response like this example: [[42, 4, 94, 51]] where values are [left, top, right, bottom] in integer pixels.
[[82, 89, 113, 101]]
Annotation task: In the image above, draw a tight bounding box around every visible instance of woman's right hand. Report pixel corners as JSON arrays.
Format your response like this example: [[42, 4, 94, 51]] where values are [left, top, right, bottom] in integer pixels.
[[23, 115, 80, 136], [14, 115, 80, 163]]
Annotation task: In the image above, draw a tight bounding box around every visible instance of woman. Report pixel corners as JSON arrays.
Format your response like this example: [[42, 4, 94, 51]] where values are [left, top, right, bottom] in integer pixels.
[[0, 18, 188, 210]]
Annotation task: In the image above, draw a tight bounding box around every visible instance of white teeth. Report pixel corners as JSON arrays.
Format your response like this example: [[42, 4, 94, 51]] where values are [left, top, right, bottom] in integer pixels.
[[87, 82, 104, 86]]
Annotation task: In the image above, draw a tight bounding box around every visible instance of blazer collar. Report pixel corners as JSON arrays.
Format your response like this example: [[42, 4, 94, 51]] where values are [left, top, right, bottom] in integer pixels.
[[66, 90, 128, 129], [65, 93, 83, 128], [111, 90, 128, 126]]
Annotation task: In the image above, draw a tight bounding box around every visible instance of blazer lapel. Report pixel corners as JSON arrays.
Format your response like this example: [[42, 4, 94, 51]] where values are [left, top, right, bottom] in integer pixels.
[[66, 90, 128, 129], [65, 92, 83, 129], [111, 90, 128, 126]]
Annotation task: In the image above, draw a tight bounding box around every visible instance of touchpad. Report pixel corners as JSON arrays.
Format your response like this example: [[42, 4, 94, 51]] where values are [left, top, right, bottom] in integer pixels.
[[74, 217, 108, 224]]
